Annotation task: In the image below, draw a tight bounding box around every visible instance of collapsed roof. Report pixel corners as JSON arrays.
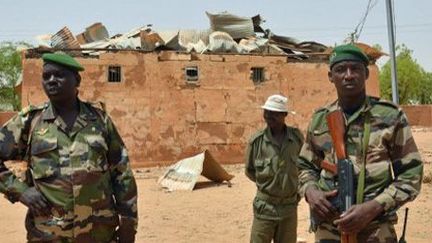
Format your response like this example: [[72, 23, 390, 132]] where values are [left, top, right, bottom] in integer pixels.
[[34, 11, 327, 59], [32, 11, 384, 62]]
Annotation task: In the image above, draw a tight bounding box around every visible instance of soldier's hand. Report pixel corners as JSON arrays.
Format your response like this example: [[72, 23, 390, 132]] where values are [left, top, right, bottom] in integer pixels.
[[19, 187, 51, 217], [117, 217, 136, 243], [334, 200, 384, 233], [305, 186, 338, 221]]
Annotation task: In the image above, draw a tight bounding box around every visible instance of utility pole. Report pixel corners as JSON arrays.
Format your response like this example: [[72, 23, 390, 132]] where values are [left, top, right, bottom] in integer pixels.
[[385, 0, 399, 104]]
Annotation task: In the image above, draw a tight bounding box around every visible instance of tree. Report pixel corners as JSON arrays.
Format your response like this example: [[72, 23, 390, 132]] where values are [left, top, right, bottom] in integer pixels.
[[0, 41, 31, 111], [379, 44, 432, 104]]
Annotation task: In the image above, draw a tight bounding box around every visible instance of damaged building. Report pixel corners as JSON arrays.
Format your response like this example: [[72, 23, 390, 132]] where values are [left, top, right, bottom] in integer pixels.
[[20, 12, 382, 167]]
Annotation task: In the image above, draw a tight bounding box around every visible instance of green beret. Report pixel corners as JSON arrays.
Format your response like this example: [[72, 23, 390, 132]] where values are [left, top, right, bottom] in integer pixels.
[[329, 44, 369, 68], [42, 53, 84, 72]]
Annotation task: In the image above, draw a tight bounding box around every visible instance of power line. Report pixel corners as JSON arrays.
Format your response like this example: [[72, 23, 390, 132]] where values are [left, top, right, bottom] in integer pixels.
[[347, 0, 379, 43]]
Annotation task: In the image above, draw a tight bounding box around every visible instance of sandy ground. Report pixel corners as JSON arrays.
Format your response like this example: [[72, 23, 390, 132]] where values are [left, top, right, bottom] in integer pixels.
[[1, 128, 431, 243]]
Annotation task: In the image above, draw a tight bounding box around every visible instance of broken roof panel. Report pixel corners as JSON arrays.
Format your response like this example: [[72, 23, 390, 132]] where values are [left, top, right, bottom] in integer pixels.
[[269, 33, 328, 54], [80, 40, 111, 49], [251, 14, 266, 33], [31, 12, 343, 61], [355, 42, 386, 61], [239, 37, 285, 55], [110, 36, 141, 49], [178, 29, 212, 47], [206, 11, 255, 39], [76, 22, 109, 44], [158, 150, 234, 191], [208, 31, 242, 53], [140, 31, 165, 51], [157, 30, 183, 50], [51, 27, 80, 49], [185, 39, 208, 53]]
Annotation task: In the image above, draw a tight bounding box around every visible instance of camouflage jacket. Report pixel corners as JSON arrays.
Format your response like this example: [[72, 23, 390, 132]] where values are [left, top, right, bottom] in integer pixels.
[[0, 100, 138, 242], [298, 96, 423, 222], [245, 125, 304, 220]]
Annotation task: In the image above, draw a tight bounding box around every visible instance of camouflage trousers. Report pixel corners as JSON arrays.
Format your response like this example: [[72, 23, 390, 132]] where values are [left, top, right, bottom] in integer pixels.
[[25, 211, 118, 243], [250, 209, 297, 243], [314, 221, 397, 243]]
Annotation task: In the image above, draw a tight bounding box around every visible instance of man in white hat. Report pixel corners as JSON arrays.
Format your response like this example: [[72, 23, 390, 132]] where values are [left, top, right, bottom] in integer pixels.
[[245, 94, 304, 243]]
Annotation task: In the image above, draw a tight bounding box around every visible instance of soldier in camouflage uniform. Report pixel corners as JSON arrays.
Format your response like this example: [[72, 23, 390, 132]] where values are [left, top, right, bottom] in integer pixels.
[[297, 44, 423, 242], [0, 53, 138, 242], [245, 94, 304, 243]]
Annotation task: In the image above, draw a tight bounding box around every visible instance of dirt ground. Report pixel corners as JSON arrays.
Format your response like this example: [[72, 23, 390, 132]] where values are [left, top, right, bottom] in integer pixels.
[[0, 128, 431, 243]]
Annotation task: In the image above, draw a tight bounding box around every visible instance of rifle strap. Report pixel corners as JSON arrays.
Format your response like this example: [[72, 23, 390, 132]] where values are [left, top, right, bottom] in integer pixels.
[[356, 112, 370, 204]]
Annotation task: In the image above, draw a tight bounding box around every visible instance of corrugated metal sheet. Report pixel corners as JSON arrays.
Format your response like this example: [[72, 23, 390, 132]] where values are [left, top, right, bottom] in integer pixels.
[[110, 36, 141, 49], [140, 31, 164, 51], [34, 12, 340, 60], [178, 29, 212, 47], [80, 40, 111, 49], [269, 33, 327, 54], [158, 152, 205, 191], [123, 26, 152, 38], [158, 151, 234, 191], [238, 37, 285, 55], [206, 11, 255, 39], [51, 27, 80, 49], [158, 30, 182, 50], [208, 31, 241, 53], [76, 22, 109, 44], [185, 39, 208, 53]]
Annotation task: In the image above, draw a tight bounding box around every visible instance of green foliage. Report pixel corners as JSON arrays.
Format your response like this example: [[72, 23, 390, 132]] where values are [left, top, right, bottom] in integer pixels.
[[0, 41, 31, 111], [379, 44, 432, 104]]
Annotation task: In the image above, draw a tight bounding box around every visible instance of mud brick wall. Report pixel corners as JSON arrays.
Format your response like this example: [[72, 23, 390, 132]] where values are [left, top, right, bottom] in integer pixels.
[[402, 105, 432, 127], [21, 51, 380, 167]]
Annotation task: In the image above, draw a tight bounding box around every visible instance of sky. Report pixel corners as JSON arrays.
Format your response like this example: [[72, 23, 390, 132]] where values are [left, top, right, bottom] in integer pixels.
[[1, 0, 431, 71]]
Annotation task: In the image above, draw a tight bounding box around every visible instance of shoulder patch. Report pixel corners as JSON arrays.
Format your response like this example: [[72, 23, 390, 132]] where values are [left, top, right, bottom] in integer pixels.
[[19, 104, 44, 116]]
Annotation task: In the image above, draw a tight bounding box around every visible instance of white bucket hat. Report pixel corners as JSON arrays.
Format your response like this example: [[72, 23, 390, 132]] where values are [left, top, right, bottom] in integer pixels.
[[261, 94, 295, 114]]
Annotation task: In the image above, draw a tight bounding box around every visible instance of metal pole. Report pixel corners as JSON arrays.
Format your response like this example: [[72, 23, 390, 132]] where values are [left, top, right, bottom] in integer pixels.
[[386, 0, 399, 104]]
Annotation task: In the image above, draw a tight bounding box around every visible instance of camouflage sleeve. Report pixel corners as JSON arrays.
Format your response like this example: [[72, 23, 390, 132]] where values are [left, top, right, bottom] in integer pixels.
[[373, 111, 423, 212], [105, 115, 138, 229], [293, 128, 305, 151], [0, 112, 31, 202], [297, 123, 321, 197], [244, 141, 256, 182]]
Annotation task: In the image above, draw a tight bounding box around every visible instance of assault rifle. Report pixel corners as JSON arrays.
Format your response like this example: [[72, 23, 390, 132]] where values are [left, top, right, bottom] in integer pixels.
[[326, 110, 357, 243]]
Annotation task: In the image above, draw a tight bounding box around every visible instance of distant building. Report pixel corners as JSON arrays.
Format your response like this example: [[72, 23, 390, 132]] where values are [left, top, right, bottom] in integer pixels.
[[20, 49, 380, 167]]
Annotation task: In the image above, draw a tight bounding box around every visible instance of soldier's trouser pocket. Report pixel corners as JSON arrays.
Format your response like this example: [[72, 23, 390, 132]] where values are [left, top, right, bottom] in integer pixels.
[[91, 214, 119, 242], [25, 211, 58, 242], [250, 211, 297, 243]]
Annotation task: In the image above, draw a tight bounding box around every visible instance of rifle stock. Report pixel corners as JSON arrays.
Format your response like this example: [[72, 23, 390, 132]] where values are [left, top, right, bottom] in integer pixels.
[[326, 110, 357, 243], [326, 110, 347, 160]]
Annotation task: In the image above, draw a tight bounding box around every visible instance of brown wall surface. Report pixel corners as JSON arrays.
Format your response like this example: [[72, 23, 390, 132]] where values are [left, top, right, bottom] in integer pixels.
[[402, 105, 432, 127], [0, 112, 17, 126], [22, 51, 380, 167]]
